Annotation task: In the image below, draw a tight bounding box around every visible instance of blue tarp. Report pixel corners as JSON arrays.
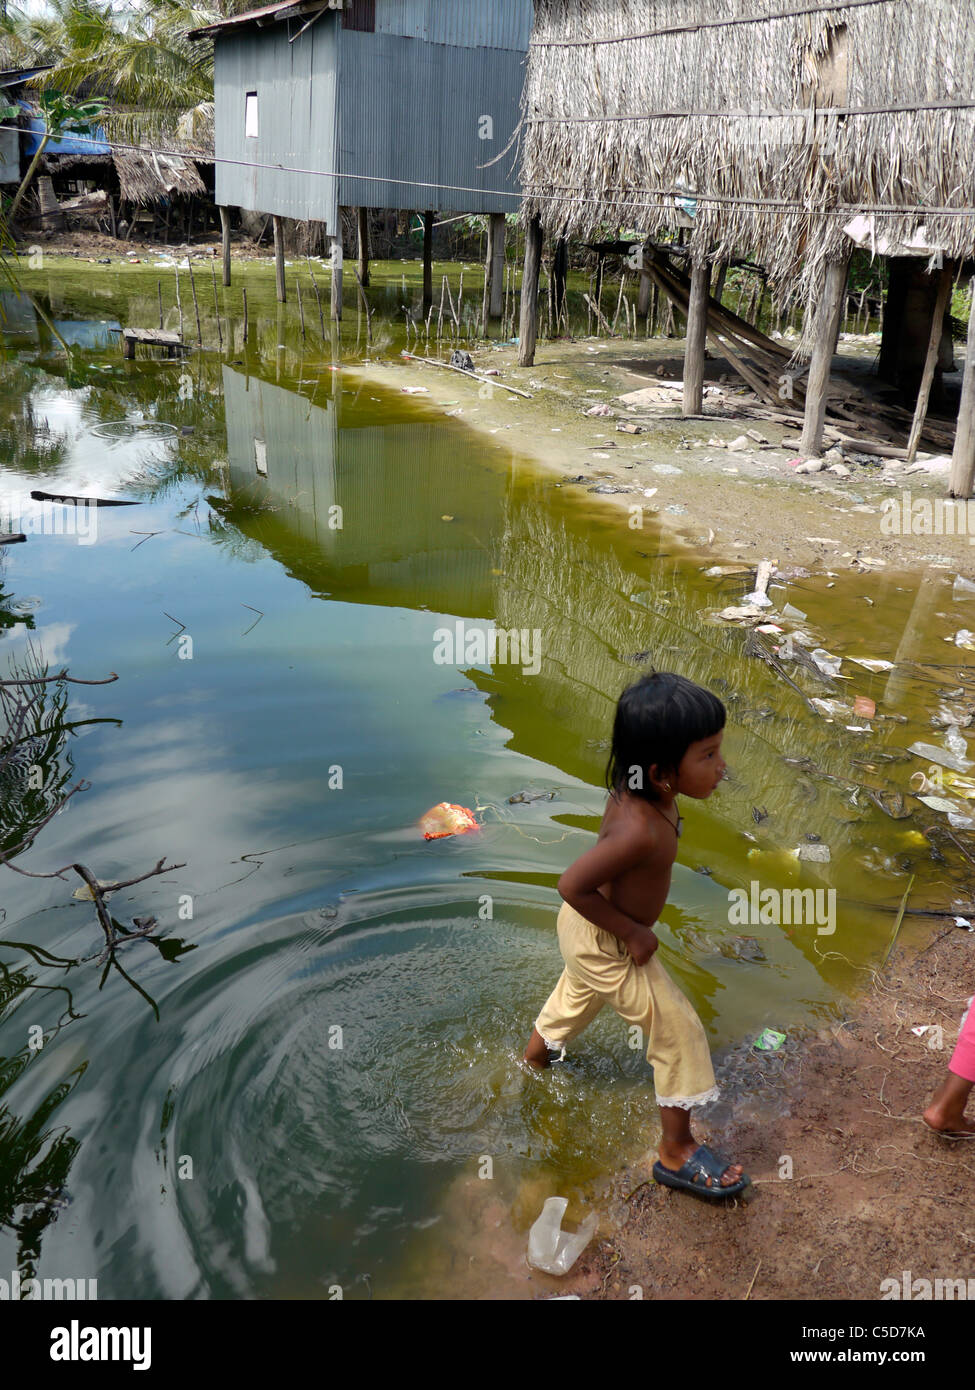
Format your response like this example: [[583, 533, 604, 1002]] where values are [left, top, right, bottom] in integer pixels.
[[20, 106, 111, 158]]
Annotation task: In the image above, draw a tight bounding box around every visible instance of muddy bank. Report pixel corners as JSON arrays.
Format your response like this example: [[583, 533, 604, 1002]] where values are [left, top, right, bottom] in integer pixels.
[[553, 921, 974, 1302], [356, 335, 974, 578]]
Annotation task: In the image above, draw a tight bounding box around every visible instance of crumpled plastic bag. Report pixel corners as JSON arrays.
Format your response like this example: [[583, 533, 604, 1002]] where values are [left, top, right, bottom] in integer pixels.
[[527, 1197, 597, 1275]]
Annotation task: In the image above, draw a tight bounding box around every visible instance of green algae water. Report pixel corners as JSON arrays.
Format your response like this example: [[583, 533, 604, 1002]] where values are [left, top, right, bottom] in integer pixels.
[[1, 260, 973, 1299]]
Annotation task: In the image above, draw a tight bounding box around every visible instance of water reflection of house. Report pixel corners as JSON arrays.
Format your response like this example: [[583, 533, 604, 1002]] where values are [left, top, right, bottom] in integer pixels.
[[222, 364, 506, 616], [221, 365, 886, 944]]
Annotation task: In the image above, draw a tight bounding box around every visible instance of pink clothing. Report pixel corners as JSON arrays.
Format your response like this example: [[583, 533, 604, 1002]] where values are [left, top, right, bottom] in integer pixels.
[[949, 996, 975, 1084]]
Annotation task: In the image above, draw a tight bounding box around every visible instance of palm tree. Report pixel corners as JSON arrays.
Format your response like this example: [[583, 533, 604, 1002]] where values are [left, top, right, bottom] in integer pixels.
[[4, 0, 253, 147]]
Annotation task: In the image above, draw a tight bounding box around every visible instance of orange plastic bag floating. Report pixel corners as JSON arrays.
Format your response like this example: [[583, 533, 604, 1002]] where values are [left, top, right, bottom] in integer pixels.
[[419, 802, 479, 841]]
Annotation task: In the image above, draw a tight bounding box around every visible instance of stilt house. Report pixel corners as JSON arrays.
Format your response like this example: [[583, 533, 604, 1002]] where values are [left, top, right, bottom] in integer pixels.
[[517, 0, 975, 490], [189, 0, 533, 323]]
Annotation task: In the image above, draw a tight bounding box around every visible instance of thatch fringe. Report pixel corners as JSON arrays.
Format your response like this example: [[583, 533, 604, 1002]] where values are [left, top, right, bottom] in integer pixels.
[[112, 149, 205, 205], [520, 0, 975, 327]]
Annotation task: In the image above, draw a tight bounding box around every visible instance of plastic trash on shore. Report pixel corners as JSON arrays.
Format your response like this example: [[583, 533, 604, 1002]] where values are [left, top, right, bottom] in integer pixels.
[[809, 647, 843, 677], [419, 803, 478, 841], [527, 1197, 597, 1275], [908, 741, 974, 774], [754, 1028, 786, 1052]]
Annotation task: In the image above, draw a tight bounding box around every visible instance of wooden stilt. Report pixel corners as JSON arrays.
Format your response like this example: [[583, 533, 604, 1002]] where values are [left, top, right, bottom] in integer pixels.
[[174, 266, 184, 339], [712, 261, 728, 305], [329, 233, 343, 320], [211, 261, 223, 348], [905, 264, 953, 462], [799, 255, 850, 457], [219, 205, 231, 287], [297, 279, 306, 339], [950, 275, 975, 498], [518, 214, 543, 367], [481, 211, 506, 334], [273, 215, 286, 303], [309, 267, 325, 337], [357, 207, 370, 288], [186, 259, 203, 346], [242, 286, 248, 343], [157, 279, 163, 330], [422, 210, 434, 315], [551, 232, 568, 325], [637, 265, 651, 317], [683, 259, 711, 417]]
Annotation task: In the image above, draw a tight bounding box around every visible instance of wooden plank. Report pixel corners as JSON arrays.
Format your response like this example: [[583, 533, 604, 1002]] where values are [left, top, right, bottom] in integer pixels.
[[0, 532, 26, 545], [122, 328, 182, 346], [905, 265, 954, 462]]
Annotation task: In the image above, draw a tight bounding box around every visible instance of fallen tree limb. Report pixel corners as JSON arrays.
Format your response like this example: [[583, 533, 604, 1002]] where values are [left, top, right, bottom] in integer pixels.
[[400, 351, 532, 399]]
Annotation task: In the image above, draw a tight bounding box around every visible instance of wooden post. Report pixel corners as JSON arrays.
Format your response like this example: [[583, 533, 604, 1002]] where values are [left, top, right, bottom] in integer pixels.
[[481, 211, 506, 333], [905, 264, 953, 462], [799, 254, 850, 457], [518, 214, 543, 367], [712, 261, 728, 305], [273, 215, 286, 303], [219, 205, 232, 287], [210, 260, 223, 348], [329, 234, 343, 320], [309, 267, 325, 337], [950, 275, 975, 498], [296, 278, 306, 339], [357, 207, 370, 288], [422, 210, 434, 315], [551, 232, 568, 324], [186, 259, 203, 346], [683, 258, 711, 417], [174, 266, 184, 339], [242, 286, 248, 344], [157, 279, 163, 330]]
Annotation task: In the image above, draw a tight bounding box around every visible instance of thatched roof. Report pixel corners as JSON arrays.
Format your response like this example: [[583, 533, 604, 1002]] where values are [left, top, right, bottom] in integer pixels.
[[520, 0, 975, 301], [113, 148, 206, 204]]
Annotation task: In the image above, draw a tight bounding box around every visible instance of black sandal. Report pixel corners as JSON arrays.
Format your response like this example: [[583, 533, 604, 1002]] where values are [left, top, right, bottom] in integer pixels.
[[652, 1144, 751, 1200]]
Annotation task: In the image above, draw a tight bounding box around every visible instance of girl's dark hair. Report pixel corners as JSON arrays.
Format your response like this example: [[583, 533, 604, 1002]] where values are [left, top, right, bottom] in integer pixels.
[[606, 672, 725, 803]]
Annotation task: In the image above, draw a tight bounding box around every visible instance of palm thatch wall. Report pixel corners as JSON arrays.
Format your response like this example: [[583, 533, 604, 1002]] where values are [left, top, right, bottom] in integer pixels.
[[520, 0, 975, 304]]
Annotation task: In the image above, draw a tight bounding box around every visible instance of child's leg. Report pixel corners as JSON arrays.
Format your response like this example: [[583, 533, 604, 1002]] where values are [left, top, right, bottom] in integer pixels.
[[524, 903, 610, 1069], [524, 967, 605, 1069], [924, 997, 975, 1134], [612, 953, 745, 1186]]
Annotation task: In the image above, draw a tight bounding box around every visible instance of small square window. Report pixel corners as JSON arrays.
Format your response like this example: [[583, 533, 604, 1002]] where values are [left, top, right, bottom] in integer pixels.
[[245, 92, 258, 138]]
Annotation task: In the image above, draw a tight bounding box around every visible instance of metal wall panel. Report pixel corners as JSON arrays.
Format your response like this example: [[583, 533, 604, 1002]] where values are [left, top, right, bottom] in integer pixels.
[[214, 18, 340, 225], [374, 0, 533, 52], [213, 2, 528, 219], [337, 31, 525, 213]]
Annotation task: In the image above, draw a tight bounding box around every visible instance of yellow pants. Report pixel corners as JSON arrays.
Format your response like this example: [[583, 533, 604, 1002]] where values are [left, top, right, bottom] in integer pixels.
[[534, 902, 720, 1109]]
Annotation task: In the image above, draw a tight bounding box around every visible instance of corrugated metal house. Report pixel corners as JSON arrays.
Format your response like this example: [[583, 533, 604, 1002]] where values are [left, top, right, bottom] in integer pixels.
[[191, 0, 532, 229]]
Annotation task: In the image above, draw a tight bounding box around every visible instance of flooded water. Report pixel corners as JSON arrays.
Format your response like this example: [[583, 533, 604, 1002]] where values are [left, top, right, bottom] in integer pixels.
[[1, 261, 973, 1299]]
